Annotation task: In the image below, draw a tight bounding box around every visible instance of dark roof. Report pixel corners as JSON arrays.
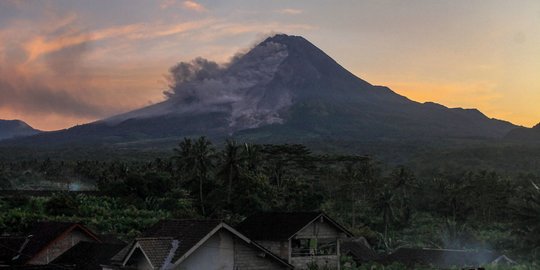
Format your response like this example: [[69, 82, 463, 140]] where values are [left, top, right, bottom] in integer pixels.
[[383, 248, 500, 268], [0, 236, 26, 263], [96, 234, 126, 245], [236, 212, 352, 240], [142, 219, 221, 262], [341, 240, 379, 263], [0, 265, 75, 269], [51, 241, 125, 270], [6, 222, 100, 265], [136, 238, 176, 269], [110, 219, 293, 269]]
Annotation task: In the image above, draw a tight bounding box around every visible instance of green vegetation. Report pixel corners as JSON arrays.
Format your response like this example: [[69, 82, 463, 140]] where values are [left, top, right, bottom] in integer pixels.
[[1, 137, 539, 267]]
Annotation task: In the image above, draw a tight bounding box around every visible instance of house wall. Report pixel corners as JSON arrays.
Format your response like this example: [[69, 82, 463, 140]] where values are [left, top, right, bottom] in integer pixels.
[[123, 248, 153, 270], [28, 229, 95, 265], [234, 239, 289, 270], [176, 229, 235, 270], [291, 218, 343, 270], [290, 255, 339, 270], [257, 240, 289, 260], [295, 219, 341, 239], [176, 229, 288, 270]]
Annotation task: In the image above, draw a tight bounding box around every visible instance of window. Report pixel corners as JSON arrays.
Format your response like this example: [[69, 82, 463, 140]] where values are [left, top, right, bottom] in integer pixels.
[[291, 238, 337, 257]]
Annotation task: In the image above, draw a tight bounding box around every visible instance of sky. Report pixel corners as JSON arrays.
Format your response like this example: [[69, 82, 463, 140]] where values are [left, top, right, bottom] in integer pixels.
[[0, 0, 539, 131]]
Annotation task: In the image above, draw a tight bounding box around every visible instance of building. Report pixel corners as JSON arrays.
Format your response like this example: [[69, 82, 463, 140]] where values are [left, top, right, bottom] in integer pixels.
[[103, 219, 293, 270], [236, 212, 354, 269], [0, 221, 101, 266]]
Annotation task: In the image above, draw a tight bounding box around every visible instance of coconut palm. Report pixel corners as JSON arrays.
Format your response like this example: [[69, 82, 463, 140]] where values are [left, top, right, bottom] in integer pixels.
[[218, 139, 244, 205]]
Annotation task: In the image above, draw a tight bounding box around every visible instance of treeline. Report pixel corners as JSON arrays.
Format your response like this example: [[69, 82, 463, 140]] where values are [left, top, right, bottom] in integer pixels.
[[1, 137, 540, 262]]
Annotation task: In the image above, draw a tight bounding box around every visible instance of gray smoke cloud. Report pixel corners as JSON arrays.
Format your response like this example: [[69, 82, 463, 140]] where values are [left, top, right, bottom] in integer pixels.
[[163, 41, 291, 129]]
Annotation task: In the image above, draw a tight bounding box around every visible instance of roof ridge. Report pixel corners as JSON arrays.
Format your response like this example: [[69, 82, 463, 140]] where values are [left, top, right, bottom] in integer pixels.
[[136, 237, 174, 240]]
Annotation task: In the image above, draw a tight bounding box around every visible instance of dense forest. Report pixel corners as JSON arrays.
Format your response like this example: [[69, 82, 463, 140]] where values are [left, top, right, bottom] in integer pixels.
[[1, 137, 539, 269]]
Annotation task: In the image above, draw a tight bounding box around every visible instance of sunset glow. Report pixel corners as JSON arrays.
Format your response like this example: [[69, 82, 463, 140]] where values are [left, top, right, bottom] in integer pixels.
[[1, 0, 539, 130]]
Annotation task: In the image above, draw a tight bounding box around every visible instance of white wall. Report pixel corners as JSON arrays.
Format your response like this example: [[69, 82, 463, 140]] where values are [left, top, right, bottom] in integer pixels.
[[176, 229, 235, 270]]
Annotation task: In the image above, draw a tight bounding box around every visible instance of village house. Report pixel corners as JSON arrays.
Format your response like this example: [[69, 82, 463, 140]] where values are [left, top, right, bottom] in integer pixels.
[[236, 212, 354, 270], [0, 221, 101, 266], [103, 219, 293, 270]]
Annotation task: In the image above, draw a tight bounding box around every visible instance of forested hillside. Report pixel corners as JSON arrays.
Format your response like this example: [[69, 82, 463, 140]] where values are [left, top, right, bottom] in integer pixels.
[[1, 137, 539, 267]]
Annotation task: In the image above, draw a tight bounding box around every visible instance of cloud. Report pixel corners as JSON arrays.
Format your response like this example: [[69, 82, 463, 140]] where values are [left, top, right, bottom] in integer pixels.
[[23, 19, 214, 62], [278, 8, 303, 15], [0, 68, 111, 118], [183, 0, 206, 12]]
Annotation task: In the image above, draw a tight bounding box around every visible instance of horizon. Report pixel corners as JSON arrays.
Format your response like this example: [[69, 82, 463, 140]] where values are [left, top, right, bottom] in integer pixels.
[[1, 0, 539, 131]]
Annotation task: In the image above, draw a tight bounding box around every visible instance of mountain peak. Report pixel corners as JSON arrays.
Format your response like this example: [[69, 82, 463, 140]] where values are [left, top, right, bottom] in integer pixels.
[[261, 34, 310, 46], [11, 34, 517, 147], [0, 119, 40, 141]]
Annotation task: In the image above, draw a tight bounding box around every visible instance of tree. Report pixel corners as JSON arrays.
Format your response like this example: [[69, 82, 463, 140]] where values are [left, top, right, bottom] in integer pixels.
[[375, 186, 396, 243], [218, 139, 244, 205], [174, 137, 216, 215]]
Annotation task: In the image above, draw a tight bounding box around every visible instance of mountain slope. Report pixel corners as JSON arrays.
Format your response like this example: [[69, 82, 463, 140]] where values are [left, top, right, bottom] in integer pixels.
[[0, 119, 40, 140], [504, 123, 540, 141], [4, 34, 516, 147]]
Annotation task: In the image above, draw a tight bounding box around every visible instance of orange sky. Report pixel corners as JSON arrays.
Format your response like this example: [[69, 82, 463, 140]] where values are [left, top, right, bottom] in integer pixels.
[[0, 0, 539, 131]]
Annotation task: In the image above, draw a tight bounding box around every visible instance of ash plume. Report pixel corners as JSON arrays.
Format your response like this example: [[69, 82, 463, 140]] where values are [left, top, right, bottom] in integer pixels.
[[162, 40, 291, 130]]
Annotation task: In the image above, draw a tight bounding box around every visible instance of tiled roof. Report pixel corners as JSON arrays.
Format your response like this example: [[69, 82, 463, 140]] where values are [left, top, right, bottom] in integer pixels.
[[51, 241, 125, 270], [142, 219, 221, 262], [135, 237, 176, 269], [110, 219, 293, 269]]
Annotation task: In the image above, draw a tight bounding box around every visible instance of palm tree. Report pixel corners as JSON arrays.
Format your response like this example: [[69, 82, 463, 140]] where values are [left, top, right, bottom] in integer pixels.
[[218, 139, 244, 205], [174, 138, 194, 187], [243, 143, 262, 172], [174, 137, 215, 215], [375, 186, 396, 242]]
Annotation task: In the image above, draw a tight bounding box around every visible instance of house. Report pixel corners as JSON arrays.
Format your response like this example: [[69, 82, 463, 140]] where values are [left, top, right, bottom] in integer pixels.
[[51, 241, 126, 270], [103, 219, 293, 270], [381, 248, 516, 269], [0, 221, 101, 266], [236, 212, 354, 270]]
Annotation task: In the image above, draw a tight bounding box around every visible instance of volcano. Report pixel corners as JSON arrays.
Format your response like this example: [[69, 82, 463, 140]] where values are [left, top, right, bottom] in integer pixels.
[[6, 34, 516, 147]]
